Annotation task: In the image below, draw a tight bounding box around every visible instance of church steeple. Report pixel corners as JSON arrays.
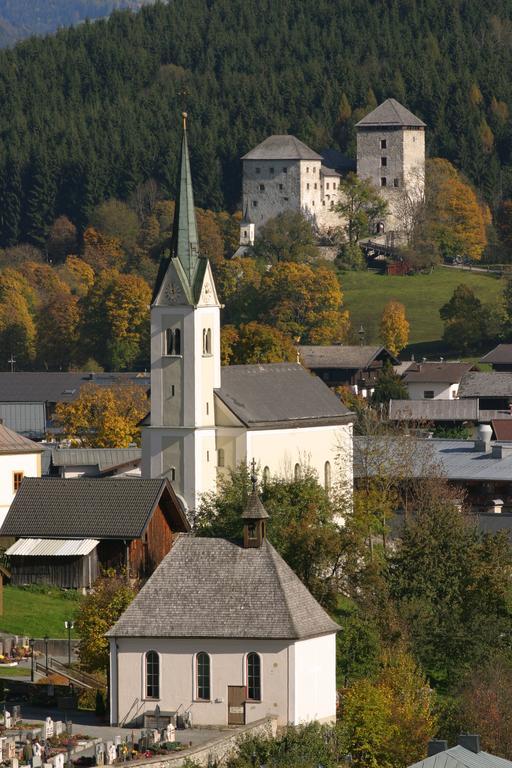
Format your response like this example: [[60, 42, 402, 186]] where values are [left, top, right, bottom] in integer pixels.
[[242, 464, 269, 548], [170, 112, 200, 287]]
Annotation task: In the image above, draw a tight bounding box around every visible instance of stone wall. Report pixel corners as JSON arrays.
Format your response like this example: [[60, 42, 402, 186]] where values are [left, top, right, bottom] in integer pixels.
[[242, 159, 301, 229]]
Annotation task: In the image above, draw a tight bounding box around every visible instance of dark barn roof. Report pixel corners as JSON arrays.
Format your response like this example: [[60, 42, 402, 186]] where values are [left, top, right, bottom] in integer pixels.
[[402, 362, 474, 384], [1, 478, 189, 540], [216, 363, 352, 428], [298, 345, 398, 371], [108, 535, 339, 640], [0, 372, 150, 404], [459, 372, 512, 398], [389, 398, 480, 422], [480, 344, 512, 365]]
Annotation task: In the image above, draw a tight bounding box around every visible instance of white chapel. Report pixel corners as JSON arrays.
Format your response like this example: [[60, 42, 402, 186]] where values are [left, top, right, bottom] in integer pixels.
[[141, 114, 353, 512]]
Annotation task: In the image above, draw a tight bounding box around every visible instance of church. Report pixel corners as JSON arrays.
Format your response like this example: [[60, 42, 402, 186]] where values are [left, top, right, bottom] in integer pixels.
[[141, 114, 353, 512]]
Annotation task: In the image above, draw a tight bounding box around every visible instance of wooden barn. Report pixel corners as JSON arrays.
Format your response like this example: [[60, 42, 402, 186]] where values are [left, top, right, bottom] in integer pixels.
[[1, 477, 189, 590]]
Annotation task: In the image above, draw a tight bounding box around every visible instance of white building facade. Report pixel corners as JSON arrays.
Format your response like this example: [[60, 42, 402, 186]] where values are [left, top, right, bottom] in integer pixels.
[[0, 424, 42, 527]]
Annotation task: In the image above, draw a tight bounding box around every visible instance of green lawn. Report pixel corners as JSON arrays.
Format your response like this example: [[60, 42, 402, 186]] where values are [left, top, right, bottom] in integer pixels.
[[0, 585, 81, 638], [341, 267, 504, 356]]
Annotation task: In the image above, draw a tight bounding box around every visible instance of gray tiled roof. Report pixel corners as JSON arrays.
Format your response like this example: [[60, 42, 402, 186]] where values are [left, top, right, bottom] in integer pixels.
[[241, 491, 269, 520], [408, 745, 512, 768], [241, 135, 322, 161], [403, 362, 473, 384], [1, 478, 189, 539], [50, 447, 141, 473], [298, 345, 397, 370], [0, 372, 150, 404], [459, 372, 512, 398], [0, 423, 43, 454], [389, 398, 479, 422], [108, 535, 339, 640], [480, 344, 512, 364], [216, 363, 352, 427], [356, 98, 426, 128]]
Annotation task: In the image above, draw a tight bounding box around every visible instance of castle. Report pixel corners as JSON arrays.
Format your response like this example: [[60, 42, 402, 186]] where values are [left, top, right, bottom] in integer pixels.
[[240, 98, 426, 243]]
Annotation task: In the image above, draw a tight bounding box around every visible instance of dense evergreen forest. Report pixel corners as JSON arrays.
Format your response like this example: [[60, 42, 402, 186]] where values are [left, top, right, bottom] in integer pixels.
[[0, 0, 512, 246], [0, 1, 155, 46]]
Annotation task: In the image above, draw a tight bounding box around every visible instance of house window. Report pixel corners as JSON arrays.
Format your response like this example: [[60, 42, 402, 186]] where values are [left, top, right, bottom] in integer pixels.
[[145, 651, 160, 699], [165, 328, 181, 356], [247, 652, 261, 701], [259, 184, 265, 192], [218, 448, 225, 468], [196, 652, 211, 700], [324, 461, 331, 490], [393, 178, 399, 187], [294, 463, 301, 481], [13, 472, 24, 492], [381, 139, 387, 149], [170, 467, 176, 482], [263, 466, 270, 484], [381, 177, 387, 187], [381, 157, 387, 167], [203, 328, 212, 355], [424, 390, 435, 399]]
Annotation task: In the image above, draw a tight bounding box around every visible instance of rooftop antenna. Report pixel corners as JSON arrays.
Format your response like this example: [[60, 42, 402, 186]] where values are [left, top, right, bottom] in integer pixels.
[[7, 354, 15, 373]]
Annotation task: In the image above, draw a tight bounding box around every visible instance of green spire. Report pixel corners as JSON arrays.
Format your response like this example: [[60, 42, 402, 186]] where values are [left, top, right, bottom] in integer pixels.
[[170, 112, 200, 286]]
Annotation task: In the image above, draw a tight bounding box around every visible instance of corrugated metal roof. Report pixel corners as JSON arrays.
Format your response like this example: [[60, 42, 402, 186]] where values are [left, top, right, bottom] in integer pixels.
[[0, 372, 149, 403], [51, 447, 141, 472], [0, 402, 46, 437], [6, 538, 99, 557], [409, 746, 512, 768]]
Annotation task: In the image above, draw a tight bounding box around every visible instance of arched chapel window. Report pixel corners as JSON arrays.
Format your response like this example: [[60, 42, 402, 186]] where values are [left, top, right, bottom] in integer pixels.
[[145, 651, 160, 699], [247, 652, 261, 701], [324, 461, 331, 490], [263, 466, 270, 485], [196, 652, 211, 700], [294, 463, 301, 481]]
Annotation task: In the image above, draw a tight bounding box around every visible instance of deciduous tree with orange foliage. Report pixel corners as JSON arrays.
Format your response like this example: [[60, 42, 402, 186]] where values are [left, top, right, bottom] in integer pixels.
[[54, 383, 148, 447], [0, 268, 36, 368], [260, 262, 349, 344], [379, 300, 409, 356], [82, 227, 125, 272], [221, 322, 296, 365]]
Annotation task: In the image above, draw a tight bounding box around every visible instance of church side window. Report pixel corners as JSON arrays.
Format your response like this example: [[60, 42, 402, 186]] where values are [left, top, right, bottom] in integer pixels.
[[145, 651, 160, 699], [217, 448, 225, 468], [247, 652, 261, 701], [324, 461, 331, 490], [294, 463, 301, 481], [263, 466, 270, 484], [196, 652, 211, 700], [165, 328, 181, 356], [203, 328, 212, 355]]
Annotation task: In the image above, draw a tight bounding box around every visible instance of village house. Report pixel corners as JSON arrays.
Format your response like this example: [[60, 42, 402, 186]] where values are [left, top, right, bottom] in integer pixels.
[[401, 361, 475, 400], [458, 371, 512, 411], [0, 423, 43, 527], [108, 488, 339, 728], [298, 345, 398, 396], [142, 114, 353, 512], [480, 343, 512, 372], [0, 478, 189, 589]]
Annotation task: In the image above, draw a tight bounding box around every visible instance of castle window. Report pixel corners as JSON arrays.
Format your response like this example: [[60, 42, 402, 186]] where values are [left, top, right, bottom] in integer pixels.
[[324, 461, 331, 490], [170, 467, 176, 482], [333, 183, 337, 189], [243, 230, 248, 239], [306, 183, 310, 190], [326, 183, 330, 190], [314, 183, 317, 189], [282, 167, 288, 173], [381, 177, 387, 187], [322, 201, 325, 206], [206, 402, 209, 415], [165, 328, 181, 356], [381, 157, 387, 167], [145, 651, 160, 699], [312, 200, 315, 205], [255, 167, 260, 174], [218, 448, 225, 468], [381, 139, 387, 149], [196, 652, 211, 701], [252, 200, 258, 207], [207, 450, 210, 462], [279, 184, 284, 191], [306, 166, 310, 173], [393, 178, 399, 187], [284, 197, 289, 201], [312, 167, 316, 173], [247, 652, 261, 701], [259, 184, 265, 191]]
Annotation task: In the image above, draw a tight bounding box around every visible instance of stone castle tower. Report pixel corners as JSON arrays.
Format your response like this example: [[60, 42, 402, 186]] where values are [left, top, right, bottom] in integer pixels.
[[141, 113, 221, 512], [356, 98, 426, 235]]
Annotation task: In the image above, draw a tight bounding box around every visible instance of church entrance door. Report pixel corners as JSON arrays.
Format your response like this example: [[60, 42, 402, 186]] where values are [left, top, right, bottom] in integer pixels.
[[227, 686, 246, 725]]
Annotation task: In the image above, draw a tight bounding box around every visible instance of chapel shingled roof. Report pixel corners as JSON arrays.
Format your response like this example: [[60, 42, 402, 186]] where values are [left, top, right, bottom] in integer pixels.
[[0, 423, 43, 454], [107, 535, 339, 639], [356, 98, 426, 128], [241, 135, 323, 161], [216, 363, 352, 427], [1, 478, 189, 539]]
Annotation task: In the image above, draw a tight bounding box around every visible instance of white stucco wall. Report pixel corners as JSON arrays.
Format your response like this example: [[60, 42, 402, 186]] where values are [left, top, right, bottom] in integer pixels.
[[0, 452, 41, 526], [111, 637, 292, 727], [405, 382, 459, 400], [291, 633, 337, 724]]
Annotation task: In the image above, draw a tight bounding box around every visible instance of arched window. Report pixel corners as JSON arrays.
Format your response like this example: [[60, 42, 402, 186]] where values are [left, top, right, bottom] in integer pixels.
[[294, 463, 301, 481], [263, 466, 270, 485], [196, 652, 211, 700], [165, 328, 181, 356], [170, 467, 176, 482], [247, 652, 261, 701], [217, 448, 225, 468], [324, 461, 331, 490], [145, 651, 159, 699], [203, 328, 212, 355]]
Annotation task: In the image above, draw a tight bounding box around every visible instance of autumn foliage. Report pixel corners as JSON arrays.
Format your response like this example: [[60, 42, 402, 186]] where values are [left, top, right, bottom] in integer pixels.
[[379, 300, 409, 356]]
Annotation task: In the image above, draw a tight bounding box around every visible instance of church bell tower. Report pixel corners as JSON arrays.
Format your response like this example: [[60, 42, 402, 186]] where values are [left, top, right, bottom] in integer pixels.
[[142, 113, 221, 512]]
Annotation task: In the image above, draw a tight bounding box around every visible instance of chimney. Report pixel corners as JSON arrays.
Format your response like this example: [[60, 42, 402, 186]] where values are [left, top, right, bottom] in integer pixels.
[[488, 498, 504, 514], [458, 734, 480, 754], [427, 740, 448, 757], [475, 423, 492, 453]]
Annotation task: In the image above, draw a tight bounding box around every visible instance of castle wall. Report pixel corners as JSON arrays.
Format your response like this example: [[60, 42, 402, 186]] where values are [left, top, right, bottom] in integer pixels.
[[242, 159, 301, 229]]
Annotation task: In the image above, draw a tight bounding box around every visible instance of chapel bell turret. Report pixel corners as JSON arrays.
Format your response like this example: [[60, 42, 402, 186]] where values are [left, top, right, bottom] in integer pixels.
[[242, 464, 269, 549]]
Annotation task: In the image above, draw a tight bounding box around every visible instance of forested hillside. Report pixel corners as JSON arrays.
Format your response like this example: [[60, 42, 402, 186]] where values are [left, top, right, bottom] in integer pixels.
[[0, 1, 155, 46], [0, 0, 512, 246]]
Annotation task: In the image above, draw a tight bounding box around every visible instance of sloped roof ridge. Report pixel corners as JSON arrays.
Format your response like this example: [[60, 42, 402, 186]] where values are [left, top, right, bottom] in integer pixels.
[[265, 541, 302, 638], [0, 423, 43, 453], [356, 97, 426, 127]]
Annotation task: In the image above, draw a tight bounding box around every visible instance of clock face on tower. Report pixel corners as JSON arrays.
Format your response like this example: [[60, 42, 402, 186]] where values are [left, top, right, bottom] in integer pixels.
[[165, 280, 181, 304]]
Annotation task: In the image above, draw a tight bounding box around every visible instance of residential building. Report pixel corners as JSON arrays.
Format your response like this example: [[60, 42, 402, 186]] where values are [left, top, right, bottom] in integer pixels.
[[356, 98, 426, 235], [458, 371, 512, 410], [142, 115, 354, 512], [480, 343, 512, 372], [1, 478, 189, 589], [108, 491, 339, 727], [401, 361, 475, 400], [0, 423, 43, 527], [298, 345, 398, 395]]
